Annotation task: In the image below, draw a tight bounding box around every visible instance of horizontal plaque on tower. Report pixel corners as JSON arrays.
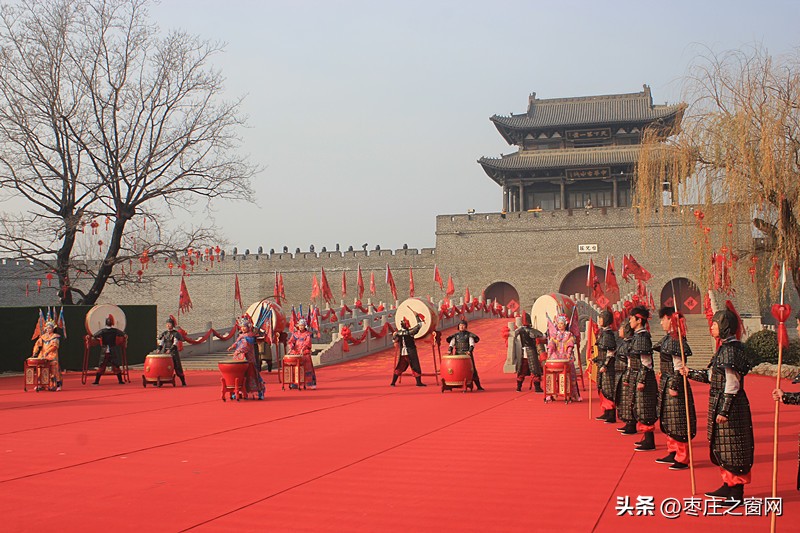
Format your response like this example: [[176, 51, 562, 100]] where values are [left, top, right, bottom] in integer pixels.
[[566, 167, 610, 180], [566, 128, 611, 141], [578, 244, 598, 253]]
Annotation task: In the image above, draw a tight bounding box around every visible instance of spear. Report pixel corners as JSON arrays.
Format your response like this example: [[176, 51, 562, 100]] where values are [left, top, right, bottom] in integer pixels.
[[770, 261, 790, 533], [671, 279, 696, 495]]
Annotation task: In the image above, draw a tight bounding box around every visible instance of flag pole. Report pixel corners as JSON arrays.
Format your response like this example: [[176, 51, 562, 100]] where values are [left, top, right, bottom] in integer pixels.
[[671, 279, 696, 495], [770, 261, 789, 533]]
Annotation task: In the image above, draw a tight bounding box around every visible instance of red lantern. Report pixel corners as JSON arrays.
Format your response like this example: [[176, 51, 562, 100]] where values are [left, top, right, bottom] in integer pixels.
[[136, 269, 143, 281], [36, 279, 42, 293], [46, 272, 54, 286], [703, 227, 711, 234], [90, 219, 99, 235], [105, 216, 111, 230], [748, 265, 756, 283], [168, 261, 174, 275], [215, 246, 221, 255], [98, 239, 103, 252], [751, 255, 758, 264]]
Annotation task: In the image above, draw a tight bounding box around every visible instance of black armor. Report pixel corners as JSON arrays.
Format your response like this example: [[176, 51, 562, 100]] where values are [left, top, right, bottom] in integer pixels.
[[392, 319, 423, 377], [158, 328, 186, 381], [447, 329, 481, 386], [782, 391, 800, 490], [688, 340, 754, 476], [630, 329, 658, 426], [655, 334, 697, 442], [616, 335, 637, 423], [514, 326, 544, 377], [593, 326, 617, 400]]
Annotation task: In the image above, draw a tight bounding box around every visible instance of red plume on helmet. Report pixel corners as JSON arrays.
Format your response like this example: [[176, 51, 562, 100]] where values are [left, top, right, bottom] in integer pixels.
[[106, 314, 115, 326]]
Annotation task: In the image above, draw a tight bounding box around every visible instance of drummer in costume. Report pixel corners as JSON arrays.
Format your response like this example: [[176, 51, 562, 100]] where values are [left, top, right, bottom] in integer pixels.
[[228, 315, 265, 399], [511, 315, 545, 392], [391, 314, 426, 387], [288, 319, 317, 389], [157, 316, 187, 386], [681, 304, 754, 504], [629, 306, 658, 451], [31, 318, 62, 391], [92, 315, 127, 385], [545, 312, 580, 401], [770, 311, 800, 491], [447, 319, 483, 390], [653, 307, 697, 470], [594, 309, 618, 422]]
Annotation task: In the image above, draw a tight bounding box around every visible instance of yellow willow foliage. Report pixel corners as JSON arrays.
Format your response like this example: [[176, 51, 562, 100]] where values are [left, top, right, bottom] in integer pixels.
[[635, 46, 800, 298]]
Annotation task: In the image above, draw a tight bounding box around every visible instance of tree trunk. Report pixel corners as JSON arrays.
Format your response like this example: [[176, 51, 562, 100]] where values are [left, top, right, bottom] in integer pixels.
[[79, 217, 128, 305]]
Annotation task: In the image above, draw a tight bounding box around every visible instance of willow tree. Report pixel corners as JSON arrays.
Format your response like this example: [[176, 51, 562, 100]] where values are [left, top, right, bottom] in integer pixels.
[[0, 0, 255, 304], [636, 46, 800, 299]]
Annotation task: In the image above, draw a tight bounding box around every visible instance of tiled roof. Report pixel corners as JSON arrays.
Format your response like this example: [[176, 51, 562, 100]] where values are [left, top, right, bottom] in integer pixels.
[[478, 146, 642, 171], [491, 88, 684, 133]]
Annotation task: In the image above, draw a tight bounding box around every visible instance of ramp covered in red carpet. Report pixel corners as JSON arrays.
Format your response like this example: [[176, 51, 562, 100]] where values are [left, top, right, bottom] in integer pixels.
[[1, 319, 797, 531]]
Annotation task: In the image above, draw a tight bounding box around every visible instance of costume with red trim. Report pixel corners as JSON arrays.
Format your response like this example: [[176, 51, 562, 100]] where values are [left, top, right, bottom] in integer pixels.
[[93, 314, 127, 385], [392, 315, 425, 386], [512, 321, 545, 392], [31, 319, 62, 391], [288, 319, 316, 388], [157, 316, 186, 386]]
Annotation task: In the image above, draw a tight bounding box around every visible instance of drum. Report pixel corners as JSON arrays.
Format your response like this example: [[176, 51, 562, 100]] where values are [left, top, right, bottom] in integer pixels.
[[24, 357, 51, 390], [26, 357, 49, 368], [544, 359, 571, 401], [395, 297, 439, 339], [218, 359, 249, 401], [282, 354, 305, 389], [245, 299, 287, 333], [85, 304, 127, 335], [530, 293, 576, 332], [142, 353, 175, 386], [440, 354, 474, 391]]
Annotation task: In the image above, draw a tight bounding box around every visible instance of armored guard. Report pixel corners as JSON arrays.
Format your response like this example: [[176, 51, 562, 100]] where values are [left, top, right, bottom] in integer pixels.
[[512, 316, 545, 392], [447, 320, 483, 390], [594, 309, 618, 423], [653, 307, 697, 470], [615, 323, 637, 435], [92, 315, 126, 385], [157, 316, 187, 386], [629, 306, 658, 452], [684, 305, 754, 505]]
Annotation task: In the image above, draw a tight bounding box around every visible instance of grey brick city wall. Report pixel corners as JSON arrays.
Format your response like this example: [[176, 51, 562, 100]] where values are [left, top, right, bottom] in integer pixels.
[[0, 206, 771, 333]]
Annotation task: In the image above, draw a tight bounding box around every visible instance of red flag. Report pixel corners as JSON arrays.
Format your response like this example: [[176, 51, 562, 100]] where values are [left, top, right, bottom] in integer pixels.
[[627, 254, 652, 282], [464, 286, 471, 303], [621, 254, 633, 282], [289, 306, 298, 332], [446, 274, 455, 297], [409, 267, 415, 297], [369, 271, 376, 295], [341, 270, 347, 297], [605, 256, 620, 303], [235, 274, 243, 310], [386, 264, 398, 301], [279, 273, 286, 302], [357, 264, 365, 299], [311, 274, 321, 301], [587, 259, 606, 305], [178, 275, 193, 314], [273, 272, 280, 304], [433, 264, 444, 290], [320, 267, 334, 304]]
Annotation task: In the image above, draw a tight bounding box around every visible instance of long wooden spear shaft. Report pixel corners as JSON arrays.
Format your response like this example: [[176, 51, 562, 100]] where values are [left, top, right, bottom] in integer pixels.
[[671, 280, 696, 495], [771, 261, 788, 533], [587, 320, 593, 419]]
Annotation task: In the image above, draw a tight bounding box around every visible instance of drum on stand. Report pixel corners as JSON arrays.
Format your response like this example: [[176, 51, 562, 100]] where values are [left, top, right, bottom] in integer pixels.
[[543, 359, 572, 403], [282, 354, 305, 390], [218, 359, 249, 401], [395, 298, 438, 339], [84, 304, 129, 384], [142, 353, 176, 388], [24, 357, 51, 391], [440, 353, 474, 392]]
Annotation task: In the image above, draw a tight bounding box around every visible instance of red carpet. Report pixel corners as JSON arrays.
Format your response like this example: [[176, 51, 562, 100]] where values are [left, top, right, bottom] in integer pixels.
[[1, 318, 798, 532]]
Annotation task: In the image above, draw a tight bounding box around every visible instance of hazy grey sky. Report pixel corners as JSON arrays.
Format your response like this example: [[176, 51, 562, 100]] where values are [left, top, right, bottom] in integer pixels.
[[149, 0, 799, 253]]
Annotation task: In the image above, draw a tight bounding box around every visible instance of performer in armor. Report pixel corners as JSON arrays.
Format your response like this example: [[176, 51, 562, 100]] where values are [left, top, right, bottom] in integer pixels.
[[157, 316, 187, 386], [681, 305, 754, 504], [31, 318, 62, 391], [447, 320, 483, 390], [546, 312, 580, 401], [512, 315, 545, 392], [594, 309, 618, 422], [615, 322, 637, 434], [653, 307, 697, 470], [771, 312, 800, 491], [228, 315, 265, 399], [629, 306, 658, 451], [288, 319, 317, 389], [391, 315, 426, 387], [92, 315, 127, 385]]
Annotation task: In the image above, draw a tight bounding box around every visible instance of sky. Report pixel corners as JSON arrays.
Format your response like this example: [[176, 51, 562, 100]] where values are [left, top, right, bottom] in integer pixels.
[[146, 0, 800, 253]]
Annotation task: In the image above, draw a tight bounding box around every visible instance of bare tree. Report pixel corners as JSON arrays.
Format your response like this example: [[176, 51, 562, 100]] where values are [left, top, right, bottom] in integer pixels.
[[636, 45, 800, 299], [0, 0, 256, 304]]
